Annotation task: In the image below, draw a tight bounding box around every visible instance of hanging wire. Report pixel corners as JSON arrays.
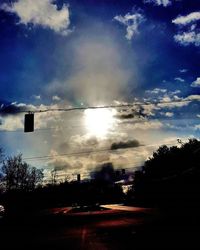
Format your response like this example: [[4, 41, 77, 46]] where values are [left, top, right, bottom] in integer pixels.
[[0, 98, 194, 114], [23, 142, 177, 161]]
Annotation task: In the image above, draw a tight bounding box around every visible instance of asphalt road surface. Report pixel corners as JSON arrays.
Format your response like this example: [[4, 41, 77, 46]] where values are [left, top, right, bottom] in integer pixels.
[[0, 205, 199, 249]]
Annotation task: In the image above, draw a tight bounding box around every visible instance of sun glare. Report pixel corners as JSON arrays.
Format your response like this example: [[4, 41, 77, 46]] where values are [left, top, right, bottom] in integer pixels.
[[84, 108, 117, 137]]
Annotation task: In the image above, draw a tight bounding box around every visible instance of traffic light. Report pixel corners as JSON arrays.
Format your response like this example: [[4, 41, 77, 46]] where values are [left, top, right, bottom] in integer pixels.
[[24, 113, 34, 132]]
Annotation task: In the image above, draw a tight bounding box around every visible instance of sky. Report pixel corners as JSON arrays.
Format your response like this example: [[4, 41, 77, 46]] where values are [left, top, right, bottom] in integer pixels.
[[0, 0, 200, 182]]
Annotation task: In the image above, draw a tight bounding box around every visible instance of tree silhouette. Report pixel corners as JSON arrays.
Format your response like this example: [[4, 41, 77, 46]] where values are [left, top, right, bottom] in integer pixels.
[[133, 139, 200, 206], [1, 154, 43, 191]]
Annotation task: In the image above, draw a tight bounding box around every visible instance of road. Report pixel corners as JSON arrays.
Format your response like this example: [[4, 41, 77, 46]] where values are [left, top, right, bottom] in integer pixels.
[[0, 204, 155, 249], [36, 205, 154, 249], [0, 204, 199, 249]]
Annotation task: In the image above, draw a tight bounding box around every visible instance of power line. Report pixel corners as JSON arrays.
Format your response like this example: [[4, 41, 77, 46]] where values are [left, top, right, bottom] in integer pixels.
[[0, 98, 194, 114], [0, 99, 198, 133], [23, 142, 177, 161]]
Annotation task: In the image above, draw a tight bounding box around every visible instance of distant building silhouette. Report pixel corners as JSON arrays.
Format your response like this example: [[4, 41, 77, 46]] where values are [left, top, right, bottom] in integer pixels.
[[115, 170, 120, 178]]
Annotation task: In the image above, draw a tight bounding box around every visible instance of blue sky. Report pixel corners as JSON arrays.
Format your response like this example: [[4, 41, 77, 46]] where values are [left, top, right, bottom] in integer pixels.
[[0, 0, 200, 181]]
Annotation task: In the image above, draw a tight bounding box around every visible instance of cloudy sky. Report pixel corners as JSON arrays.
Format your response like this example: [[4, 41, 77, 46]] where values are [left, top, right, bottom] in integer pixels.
[[0, 0, 200, 181]]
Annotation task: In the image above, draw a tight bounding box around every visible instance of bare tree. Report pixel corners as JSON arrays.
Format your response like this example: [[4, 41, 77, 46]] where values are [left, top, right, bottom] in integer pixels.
[[1, 154, 43, 191]]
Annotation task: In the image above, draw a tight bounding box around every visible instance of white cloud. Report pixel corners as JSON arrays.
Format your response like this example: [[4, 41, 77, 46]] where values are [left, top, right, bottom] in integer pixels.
[[172, 12, 200, 26], [158, 102, 187, 109], [175, 77, 185, 82], [160, 112, 174, 117], [143, 89, 183, 112], [174, 31, 200, 46], [33, 95, 41, 100], [0, 115, 23, 131], [52, 95, 61, 101], [1, 0, 71, 35], [132, 120, 163, 130], [191, 77, 200, 87], [144, 89, 200, 110], [142, 104, 160, 117], [173, 12, 200, 47], [144, 0, 171, 7], [145, 88, 180, 97], [157, 96, 188, 108], [179, 69, 188, 73], [165, 112, 174, 117], [194, 124, 200, 130], [185, 95, 200, 101], [114, 12, 145, 40], [32, 103, 73, 131], [172, 90, 181, 95], [145, 88, 167, 95], [161, 95, 171, 103]]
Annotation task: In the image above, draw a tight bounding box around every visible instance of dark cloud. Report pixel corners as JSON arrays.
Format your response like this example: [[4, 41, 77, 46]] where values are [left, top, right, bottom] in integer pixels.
[[90, 162, 115, 182], [90, 162, 134, 184], [115, 113, 135, 119], [115, 106, 145, 120], [0, 102, 28, 116], [58, 142, 69, 153], [90, 153, 110, 163], [111, 139, 141, 150], [49, 161, 72, 172]]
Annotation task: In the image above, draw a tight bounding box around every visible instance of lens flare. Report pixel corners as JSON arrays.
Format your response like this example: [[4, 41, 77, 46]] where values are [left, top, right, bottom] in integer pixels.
[[84, 108, 116, 137]]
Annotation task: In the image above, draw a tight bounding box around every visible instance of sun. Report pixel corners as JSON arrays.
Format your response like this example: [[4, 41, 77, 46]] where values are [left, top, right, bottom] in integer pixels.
[[84, 108, 117, 137]]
